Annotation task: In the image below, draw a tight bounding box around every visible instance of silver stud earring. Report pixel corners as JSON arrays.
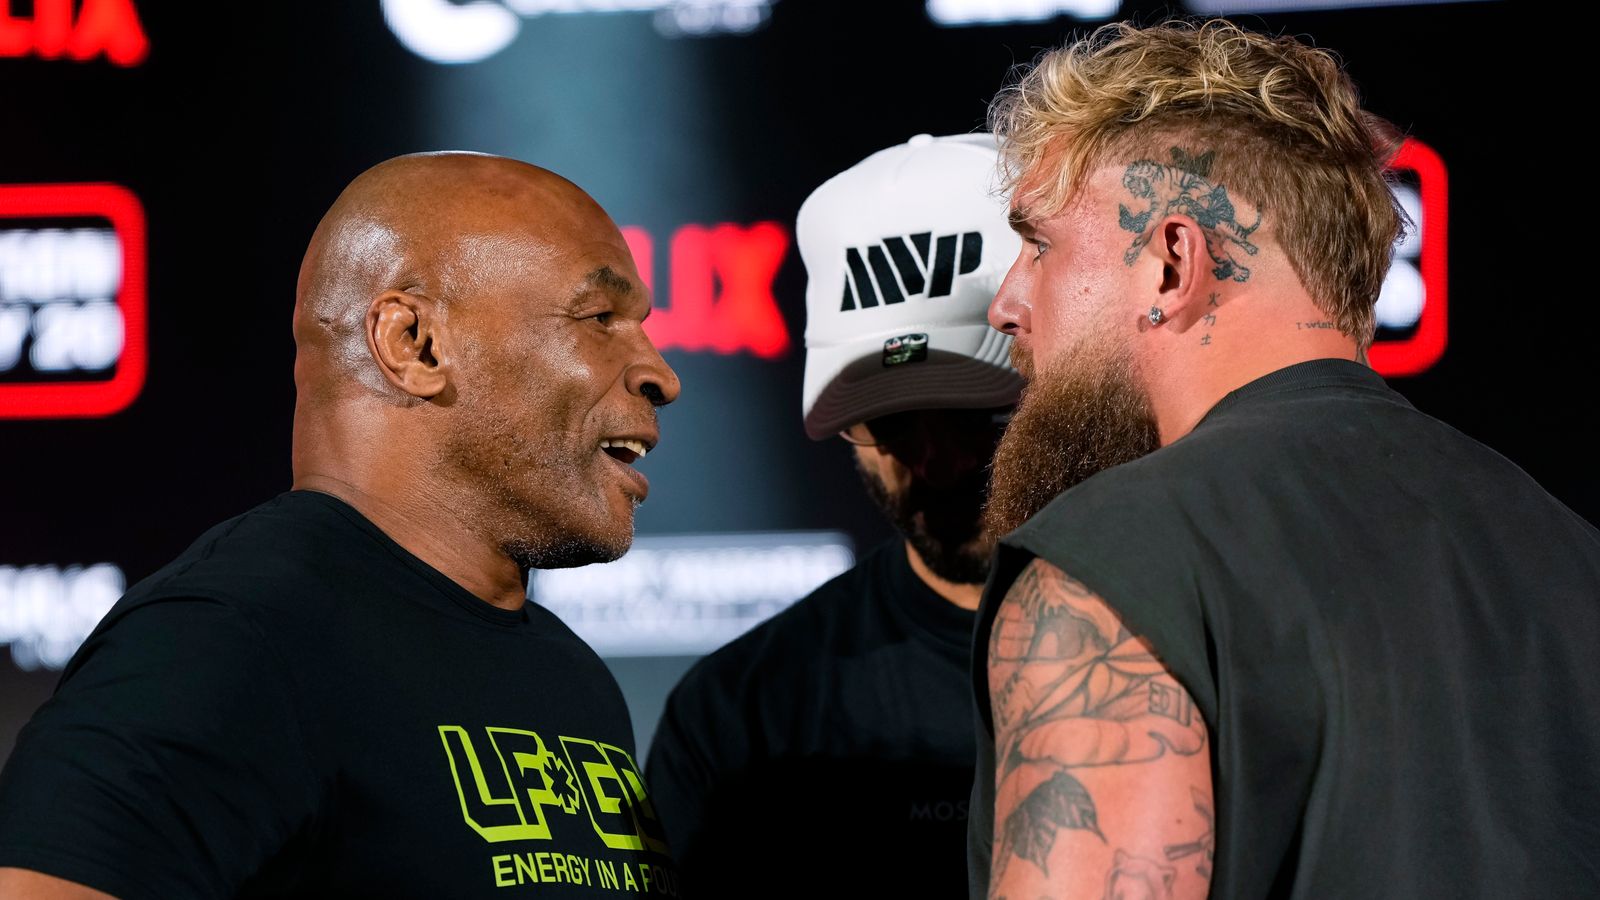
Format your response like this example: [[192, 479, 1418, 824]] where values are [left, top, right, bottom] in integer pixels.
[[1148, 306, 1165, 326]]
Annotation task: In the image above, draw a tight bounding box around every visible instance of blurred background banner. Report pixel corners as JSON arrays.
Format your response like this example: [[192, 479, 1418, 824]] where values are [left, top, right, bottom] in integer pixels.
[[0, 0, 1562, 756]]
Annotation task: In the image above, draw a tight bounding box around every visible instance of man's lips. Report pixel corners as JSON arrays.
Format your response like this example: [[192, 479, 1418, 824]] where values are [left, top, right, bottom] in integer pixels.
[[598, 432, 657, 499], [600, 437, 651, 464], [600, 450, 650, 499]]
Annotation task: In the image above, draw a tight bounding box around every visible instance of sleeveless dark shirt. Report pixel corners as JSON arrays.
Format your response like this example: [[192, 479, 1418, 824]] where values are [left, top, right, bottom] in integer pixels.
[[969, 360, 1600, 898]]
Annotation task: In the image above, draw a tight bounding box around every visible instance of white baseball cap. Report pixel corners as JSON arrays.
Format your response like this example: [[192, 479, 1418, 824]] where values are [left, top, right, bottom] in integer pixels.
[[799, 133, 1024, 440]]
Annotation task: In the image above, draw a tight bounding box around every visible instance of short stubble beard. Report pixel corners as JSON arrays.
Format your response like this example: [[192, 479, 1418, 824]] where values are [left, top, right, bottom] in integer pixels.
[[441, 403, 632, 573], [856, 457, 995, 586]]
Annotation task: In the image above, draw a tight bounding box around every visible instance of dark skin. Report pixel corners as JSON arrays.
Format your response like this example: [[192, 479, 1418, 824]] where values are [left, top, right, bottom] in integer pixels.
[[291, 151, 678, 610], [0, 152, 679, 899]]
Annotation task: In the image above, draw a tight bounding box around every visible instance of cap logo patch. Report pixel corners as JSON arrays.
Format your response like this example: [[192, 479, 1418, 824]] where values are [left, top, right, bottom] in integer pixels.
[[840, 231, 982, 311], [882, 333, 929, 367]]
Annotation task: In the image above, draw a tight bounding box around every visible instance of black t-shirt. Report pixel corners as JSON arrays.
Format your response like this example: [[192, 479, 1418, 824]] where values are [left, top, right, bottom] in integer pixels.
[[0, 491, 678, 899], [646, 540, 977, 899], [968, 359, 1600, 898]]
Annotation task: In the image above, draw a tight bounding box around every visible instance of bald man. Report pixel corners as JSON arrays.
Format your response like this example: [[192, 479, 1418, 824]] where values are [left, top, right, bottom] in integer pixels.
[[0, 153, 681, 898]]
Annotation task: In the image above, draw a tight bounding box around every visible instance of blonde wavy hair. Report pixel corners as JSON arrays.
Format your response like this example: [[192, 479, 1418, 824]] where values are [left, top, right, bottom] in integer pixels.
[[990, 20, 1404, 347]]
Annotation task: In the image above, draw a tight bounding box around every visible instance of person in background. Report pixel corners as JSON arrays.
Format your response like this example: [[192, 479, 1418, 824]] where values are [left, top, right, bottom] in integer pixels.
[[646, 134, 1023, 898], [971, 20, 1600, 899]]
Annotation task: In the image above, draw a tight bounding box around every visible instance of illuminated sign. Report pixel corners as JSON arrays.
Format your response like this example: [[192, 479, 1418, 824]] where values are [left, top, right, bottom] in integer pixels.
[[926, 0, 1118, 26], [381, 0, 775, 63], [0, 563, 123, 671], [530, 532, 853, 656], [0, 0, 148, 66], [0, 184, 147, 419], [1189, 0, 1492, 12], [625, 221, 791, 359], [1370, 137, 1447, 378], [928, 0, 1483, 25]]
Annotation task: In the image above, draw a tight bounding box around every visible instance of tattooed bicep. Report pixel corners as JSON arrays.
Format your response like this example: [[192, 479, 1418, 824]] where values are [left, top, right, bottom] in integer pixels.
[[990, 558, 1204, 755], [991, 563, 1121, 663], [987, 559, 1214, 900]]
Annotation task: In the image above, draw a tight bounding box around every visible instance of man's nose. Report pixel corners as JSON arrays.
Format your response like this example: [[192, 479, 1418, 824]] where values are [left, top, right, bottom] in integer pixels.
[[989, 255, 1031, 336], [627, 329, 680, 407]]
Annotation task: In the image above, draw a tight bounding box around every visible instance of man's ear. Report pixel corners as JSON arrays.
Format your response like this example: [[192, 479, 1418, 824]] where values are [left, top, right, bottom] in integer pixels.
[[1146, 214, 1211, 327], [365, 290, 450, 400]]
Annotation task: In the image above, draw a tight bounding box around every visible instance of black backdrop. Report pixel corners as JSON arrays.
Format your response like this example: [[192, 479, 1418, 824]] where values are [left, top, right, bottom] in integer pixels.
[[0, 0, 1574, 758]]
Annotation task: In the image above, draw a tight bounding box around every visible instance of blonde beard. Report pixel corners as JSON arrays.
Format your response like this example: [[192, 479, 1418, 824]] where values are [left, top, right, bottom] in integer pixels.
[[984, 339, 1159, 537]]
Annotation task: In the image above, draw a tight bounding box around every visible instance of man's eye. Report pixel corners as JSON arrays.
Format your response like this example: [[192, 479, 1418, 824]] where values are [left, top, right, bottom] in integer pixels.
[[592, 311, 613, 325], [1030, 241, 1048, 263]]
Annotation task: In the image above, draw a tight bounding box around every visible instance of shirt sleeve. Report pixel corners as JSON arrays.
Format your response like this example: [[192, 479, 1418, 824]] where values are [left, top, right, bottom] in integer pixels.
[[0, 595, 322, 900], [643, 675, 720, 865]]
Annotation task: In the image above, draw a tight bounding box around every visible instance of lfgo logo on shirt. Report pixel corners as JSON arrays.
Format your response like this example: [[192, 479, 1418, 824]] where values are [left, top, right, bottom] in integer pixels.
[[840, 231, 983, 311], [438, 720, 681, 890], [438, 725, 665, 851], [438, 725, 677, 893]]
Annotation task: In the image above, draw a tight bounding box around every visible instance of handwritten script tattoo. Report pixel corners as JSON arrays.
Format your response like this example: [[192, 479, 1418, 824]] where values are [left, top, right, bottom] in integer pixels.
[[1295, 321, 1335, 330], [989, 561, 1209, 888], [1118, 148, 1261, 283], [1200, 294, 1219, 346]]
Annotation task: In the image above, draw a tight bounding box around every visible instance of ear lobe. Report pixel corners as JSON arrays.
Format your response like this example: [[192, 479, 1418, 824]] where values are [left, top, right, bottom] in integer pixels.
[[366, 290, 450, 400]]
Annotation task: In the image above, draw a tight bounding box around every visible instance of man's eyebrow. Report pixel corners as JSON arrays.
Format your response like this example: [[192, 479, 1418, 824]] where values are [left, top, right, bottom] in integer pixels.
[[573, 265, 635, 299], [1007, 207, 1035, 236]]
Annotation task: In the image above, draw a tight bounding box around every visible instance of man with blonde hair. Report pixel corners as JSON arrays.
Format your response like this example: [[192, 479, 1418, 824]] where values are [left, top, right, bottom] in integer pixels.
[[971, 19, 1600, 900]]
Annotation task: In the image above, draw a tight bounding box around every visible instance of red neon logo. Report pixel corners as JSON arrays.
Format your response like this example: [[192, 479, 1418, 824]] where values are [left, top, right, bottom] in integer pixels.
[[0, 183, 147, 419], [623, 222, 790, 360], [1369, 137, 1448, 378], [0, 0, 148, 66]]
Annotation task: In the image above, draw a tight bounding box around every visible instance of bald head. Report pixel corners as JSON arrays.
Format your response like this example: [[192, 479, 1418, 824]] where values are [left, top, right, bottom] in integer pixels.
[[294, 152, 617, 397], [289, 151, 676, 578]]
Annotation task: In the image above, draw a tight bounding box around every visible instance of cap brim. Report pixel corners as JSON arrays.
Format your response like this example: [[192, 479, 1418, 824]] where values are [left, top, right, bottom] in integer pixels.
[[802, 323, 1023, 440]]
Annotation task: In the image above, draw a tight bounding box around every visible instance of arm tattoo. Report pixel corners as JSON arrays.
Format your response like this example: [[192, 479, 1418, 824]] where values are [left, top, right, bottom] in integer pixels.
[[1118, 147, 1261, 282], [989, 561, 1210, 891], [1163, 788, 1215, 879], [1106, 849, 1177, 899]]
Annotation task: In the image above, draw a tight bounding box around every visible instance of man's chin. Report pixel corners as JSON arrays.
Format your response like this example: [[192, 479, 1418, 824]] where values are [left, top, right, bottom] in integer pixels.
[[907, 529, 994, 586], [985, 348, 1160, 536], [507, 533, 629, 571], [504, 504, 634, 571]]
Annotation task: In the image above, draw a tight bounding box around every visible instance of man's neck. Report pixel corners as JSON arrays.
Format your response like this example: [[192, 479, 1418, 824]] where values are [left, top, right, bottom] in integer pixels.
[[1145, 291, 1361, 446], [904, 540, 983, 611], [292, 473, 528, 611]]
